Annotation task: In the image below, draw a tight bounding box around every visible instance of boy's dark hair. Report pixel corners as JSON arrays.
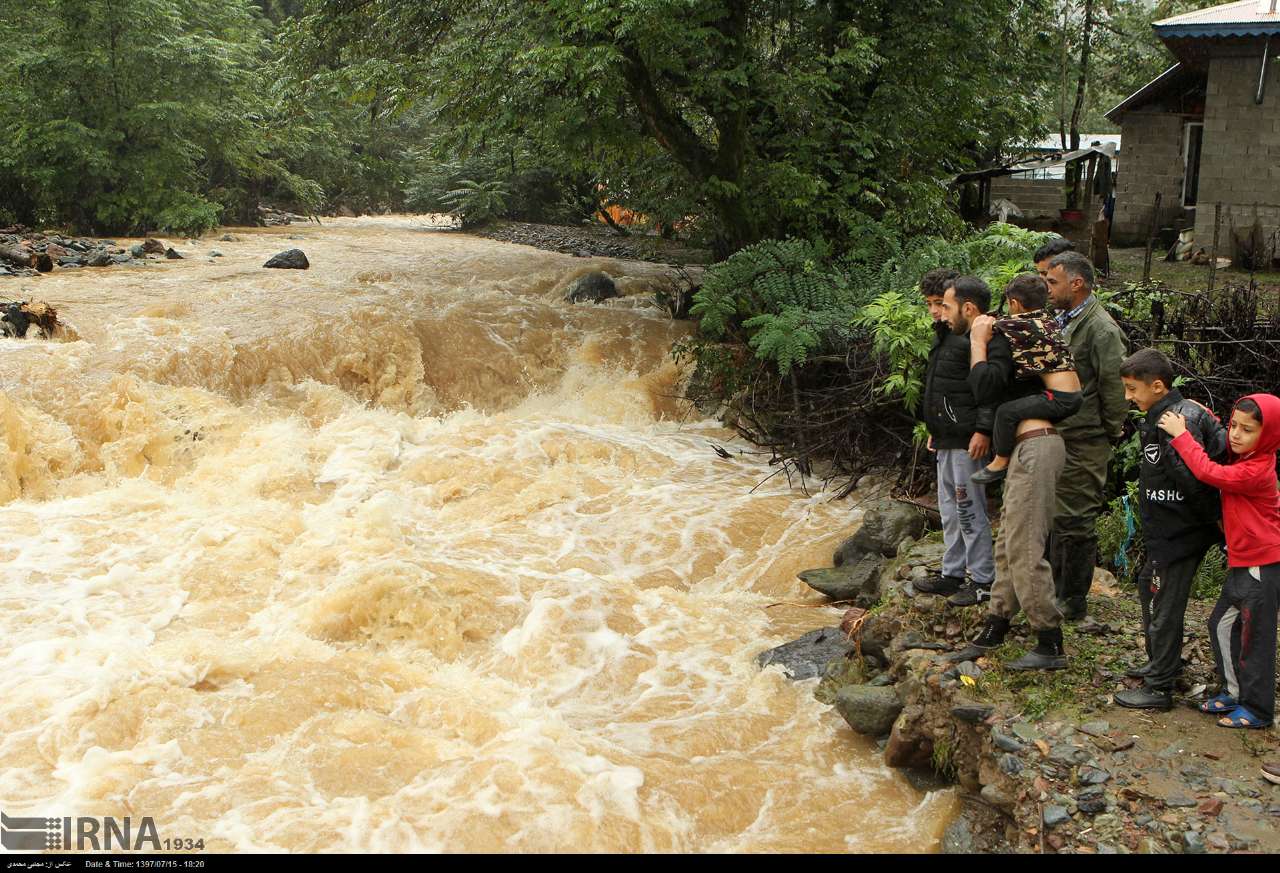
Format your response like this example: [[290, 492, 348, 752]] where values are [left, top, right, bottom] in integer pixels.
[[1003, 273, 1048, 311], [948, 275, 991, 313], [920, 267, 960, 298], [1119, 348, 1175, 389], [1237, 397, 1264, 422], [1048, 251, 1095, 290], [1033, 237, 1075, 264]]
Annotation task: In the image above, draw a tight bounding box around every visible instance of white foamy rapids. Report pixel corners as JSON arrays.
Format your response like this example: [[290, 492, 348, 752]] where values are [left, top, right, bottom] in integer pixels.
[[0, 216, 954, 851]]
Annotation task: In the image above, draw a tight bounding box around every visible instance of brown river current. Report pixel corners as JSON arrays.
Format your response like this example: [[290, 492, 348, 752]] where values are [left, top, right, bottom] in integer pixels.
[[0, 216, 954, 852]]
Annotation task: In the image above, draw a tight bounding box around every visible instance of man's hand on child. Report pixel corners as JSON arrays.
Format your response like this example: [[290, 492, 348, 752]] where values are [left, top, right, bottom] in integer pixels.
[[969, 314, 996, 345], [1158, 410, 1188, 437], [968, 433, 990, 461]]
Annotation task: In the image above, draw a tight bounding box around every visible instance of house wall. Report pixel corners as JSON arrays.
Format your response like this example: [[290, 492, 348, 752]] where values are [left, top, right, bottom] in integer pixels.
[[1194, 51, 1280, 257], [1112, 112, 1188, 245], [989, 177, 1061, 219]]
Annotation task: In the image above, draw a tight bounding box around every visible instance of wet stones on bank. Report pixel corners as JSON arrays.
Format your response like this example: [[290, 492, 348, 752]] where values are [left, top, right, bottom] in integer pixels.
[[757, 492, 1280, 854]]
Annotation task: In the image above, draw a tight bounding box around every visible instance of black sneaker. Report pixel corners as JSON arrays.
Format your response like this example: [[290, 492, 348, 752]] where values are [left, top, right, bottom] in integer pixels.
[[1114, 686, 1173, 711], [947, 581, 992, 607], [914, 573, 965, 596]]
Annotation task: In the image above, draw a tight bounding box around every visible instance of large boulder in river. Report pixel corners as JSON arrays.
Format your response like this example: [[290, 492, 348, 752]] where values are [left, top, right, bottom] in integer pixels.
[[756, 627, 853, 680], [565, 271, 617, 303], [799, 553, 885, 604], [141, 238, 167, 255], [833, 501, 926, 563], [264, 248, 309, 270], [834, 684, 903, 736], [86, 250, 113, 267]]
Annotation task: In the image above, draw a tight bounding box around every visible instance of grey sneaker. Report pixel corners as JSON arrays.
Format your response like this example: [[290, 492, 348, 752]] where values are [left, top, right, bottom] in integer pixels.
[[947, 581, 993, 607]]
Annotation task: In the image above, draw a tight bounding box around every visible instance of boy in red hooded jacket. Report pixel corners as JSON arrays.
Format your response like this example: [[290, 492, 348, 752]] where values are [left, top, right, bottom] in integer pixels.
[[1159, 393, 1280, 729]]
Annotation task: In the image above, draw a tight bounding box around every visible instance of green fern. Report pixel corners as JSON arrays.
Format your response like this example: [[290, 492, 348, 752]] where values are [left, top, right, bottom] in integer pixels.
[[441, 179, 510, 227], [690, 238, 861, 374]]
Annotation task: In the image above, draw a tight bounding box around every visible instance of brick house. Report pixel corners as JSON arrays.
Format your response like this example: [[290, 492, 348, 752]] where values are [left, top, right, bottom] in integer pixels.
[[1107, 0, 1280, 252]]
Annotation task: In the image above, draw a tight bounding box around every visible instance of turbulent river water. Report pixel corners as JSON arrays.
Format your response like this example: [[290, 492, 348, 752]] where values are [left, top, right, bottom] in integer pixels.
[[0, 217, 953, 852]]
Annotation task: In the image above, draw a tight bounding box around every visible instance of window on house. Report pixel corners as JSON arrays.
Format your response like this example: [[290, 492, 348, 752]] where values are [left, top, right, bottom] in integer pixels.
[[1183, 122, 1204, 207]]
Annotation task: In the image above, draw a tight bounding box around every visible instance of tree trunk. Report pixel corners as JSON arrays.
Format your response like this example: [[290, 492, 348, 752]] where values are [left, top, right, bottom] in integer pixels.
[[1066, 0, 1095, 210], [0, 245, 52, 272]]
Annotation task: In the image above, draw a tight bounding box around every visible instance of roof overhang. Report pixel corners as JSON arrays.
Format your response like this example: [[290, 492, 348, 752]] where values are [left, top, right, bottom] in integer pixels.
[[1154, 1, 1280, 62], [1106, 64, 1185, 121], [1156, 21, 1280, 38]]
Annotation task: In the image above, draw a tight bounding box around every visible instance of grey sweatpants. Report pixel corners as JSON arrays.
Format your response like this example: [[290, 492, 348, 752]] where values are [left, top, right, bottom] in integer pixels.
[[989, 433, 1067, 630], [936, 448, 995, 586]]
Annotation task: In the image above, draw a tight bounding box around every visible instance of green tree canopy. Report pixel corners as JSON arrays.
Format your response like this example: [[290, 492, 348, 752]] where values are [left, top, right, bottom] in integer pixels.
[[287, 0, 1053, 254]]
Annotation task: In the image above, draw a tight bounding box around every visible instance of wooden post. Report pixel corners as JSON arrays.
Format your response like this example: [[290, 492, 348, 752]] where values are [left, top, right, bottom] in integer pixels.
[[1143, 192, 1162, 283], [1209, 202, 1222, 293]]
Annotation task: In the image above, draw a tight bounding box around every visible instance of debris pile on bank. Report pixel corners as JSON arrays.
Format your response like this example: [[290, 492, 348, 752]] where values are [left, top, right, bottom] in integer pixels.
[[0, 300, 71, 340]]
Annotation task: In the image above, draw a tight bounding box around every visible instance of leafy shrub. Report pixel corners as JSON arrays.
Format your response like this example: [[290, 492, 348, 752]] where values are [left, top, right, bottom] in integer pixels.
[[690, 238, 861, 375], [852, 291, 933, 411]]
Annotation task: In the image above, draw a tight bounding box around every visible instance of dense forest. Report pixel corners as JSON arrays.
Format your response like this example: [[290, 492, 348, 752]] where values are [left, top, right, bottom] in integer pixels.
[[0, 0, 1215, 242]]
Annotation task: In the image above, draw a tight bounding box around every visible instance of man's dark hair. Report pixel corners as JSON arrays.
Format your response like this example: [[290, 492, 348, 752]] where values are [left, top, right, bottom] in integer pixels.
[[1003, 273, 1048, 311], [1033, 237, 1075, 264], [948, 275, 991, 313], [1048, 251, 1095, 291], [1237, 397, 1264, 423], [1119, 348, 1174, 389], [920, 267, 960, 298]]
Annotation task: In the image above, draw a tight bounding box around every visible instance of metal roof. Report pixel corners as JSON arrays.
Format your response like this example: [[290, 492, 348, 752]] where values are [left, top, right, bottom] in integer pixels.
[[952, 146, 1113, 184], [1155, 0, 1280, 38], [1025, 133, 1121, 152]]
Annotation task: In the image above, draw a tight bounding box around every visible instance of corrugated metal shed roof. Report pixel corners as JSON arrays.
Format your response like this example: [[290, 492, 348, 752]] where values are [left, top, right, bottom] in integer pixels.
[[952, 146, 1112, 184], [1155, 0, 1280, 37], [1026, 134, 1121, 152]]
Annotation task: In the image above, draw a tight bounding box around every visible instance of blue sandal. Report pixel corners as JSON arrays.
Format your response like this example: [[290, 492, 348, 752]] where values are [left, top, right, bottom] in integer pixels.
[[1217, 706, 1271, 730], [1199, 694, 1237, 714]]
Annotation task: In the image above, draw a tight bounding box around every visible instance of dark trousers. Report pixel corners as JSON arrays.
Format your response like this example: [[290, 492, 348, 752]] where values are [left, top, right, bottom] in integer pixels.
[[1137, 548, 1211, 690], [991, 390, 1083, 457], [1209, 563, 1280, 724]]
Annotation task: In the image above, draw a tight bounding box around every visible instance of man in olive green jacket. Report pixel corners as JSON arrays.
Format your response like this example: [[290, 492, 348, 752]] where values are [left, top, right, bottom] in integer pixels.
[[1044, 252, 1129, 620]]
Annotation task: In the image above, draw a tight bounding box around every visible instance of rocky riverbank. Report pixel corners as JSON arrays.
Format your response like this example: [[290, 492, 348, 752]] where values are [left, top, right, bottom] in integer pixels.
[[0, 228, 205, 277], [473, 220, 711, 266], [759, 494, 1280, 854]]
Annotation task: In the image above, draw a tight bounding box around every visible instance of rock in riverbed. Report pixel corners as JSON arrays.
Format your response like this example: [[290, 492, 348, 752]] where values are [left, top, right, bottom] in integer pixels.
[[264, 248, 309, 269], [834, 684, 902, 736], [565, 271, 618, 303], [756, 627, 853, 680]]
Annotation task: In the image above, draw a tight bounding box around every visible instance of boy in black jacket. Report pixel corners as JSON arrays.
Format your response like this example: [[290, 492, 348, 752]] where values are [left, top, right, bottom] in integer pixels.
[[1114, 349, 1228, 710], [915, 269, 997, 606]]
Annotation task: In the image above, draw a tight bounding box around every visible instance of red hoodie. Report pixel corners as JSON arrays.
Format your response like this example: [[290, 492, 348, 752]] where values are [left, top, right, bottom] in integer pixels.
[[1170, 392, 1280, 567]]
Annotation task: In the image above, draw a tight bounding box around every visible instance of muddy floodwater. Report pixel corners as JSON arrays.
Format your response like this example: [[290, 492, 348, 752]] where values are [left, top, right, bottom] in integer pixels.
[[0, 217, 954, 852]]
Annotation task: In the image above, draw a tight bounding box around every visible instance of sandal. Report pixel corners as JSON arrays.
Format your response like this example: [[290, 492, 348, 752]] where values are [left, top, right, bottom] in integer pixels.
[[1199, 694, 1237, 714], [1217, 706, 1271, 730]]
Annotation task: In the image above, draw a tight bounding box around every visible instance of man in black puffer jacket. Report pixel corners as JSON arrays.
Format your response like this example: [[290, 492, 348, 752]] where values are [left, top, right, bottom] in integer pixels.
[[915, 269, 996, 605], [1114, 348, 1228, 710]]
